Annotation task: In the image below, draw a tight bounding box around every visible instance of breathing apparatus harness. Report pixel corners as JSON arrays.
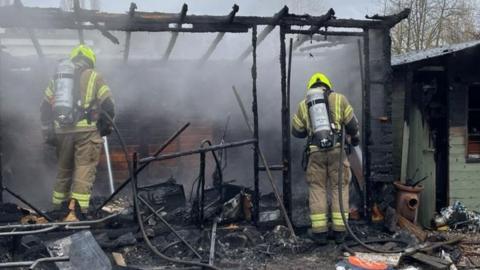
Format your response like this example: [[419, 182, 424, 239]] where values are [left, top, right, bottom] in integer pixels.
[[301, 87, 341, 170], [52, 59, 98, 129]]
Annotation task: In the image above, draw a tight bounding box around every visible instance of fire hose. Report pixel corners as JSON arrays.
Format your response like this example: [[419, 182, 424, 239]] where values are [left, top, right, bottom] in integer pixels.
[[101, 111, 221, 270], [337, 126, 408, 254]]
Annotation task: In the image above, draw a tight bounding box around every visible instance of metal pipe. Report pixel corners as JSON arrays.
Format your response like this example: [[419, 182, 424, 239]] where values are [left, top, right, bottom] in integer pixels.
[[232, 86, 297, 241], [139, 139, 257, 164], [199, 151, 206, 226], [209, 217, 219, 266], [0, 225, 58, 236], [251, 25, 260, 224], [131, 153, 217, 269], [2, 186, 53, 221], [103, 136, 115, 194], [0, 212, 119, 230], [137, 196, 202, 259], [0, 256, 69, 269], [95, 122, 190, 211]]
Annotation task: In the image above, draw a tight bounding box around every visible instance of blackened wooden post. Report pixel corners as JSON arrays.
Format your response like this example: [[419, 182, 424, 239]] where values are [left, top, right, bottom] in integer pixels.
[[362, 29, 371, 220], [279, 25, 292, 220], [251, 25, 260, 224], [0, 38, 3, 202]]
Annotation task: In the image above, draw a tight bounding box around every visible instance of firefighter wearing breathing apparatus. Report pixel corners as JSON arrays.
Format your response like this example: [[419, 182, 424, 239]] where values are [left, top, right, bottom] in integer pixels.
[[292, 73, 360, 245], [40, 44, 115, 221]]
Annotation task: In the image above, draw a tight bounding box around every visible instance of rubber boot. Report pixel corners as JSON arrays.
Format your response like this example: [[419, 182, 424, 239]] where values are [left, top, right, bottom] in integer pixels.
[[309, 230, 328, 246], [63, 199, 80, 222], [334, 231, 346, 244]]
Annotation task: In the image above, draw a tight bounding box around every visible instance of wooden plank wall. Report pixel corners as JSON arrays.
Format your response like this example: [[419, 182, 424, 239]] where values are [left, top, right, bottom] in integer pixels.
[[449, 83, 480, 209]]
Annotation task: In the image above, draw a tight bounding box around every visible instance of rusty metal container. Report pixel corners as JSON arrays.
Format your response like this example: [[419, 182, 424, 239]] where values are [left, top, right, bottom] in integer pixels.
[[394, 181, 424, 224]]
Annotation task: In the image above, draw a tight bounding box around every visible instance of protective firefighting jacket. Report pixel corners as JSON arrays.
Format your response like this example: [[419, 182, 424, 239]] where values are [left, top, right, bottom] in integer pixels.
[[291, 73, 359, 152]]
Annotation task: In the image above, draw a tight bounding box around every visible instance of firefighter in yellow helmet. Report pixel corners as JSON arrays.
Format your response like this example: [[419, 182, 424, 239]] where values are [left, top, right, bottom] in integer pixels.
[[292, 73, 360, 244], [40, 44, 115, 221]]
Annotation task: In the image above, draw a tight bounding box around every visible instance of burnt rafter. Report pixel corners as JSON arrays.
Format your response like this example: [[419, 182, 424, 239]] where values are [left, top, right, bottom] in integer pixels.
[[163, 3, 188, 61], [0, 5, 409, 33], [292, 8, 335, 50], [199, 4, 239, 64], [13, 0, 44, 59], [238, 5, 289, 61], [123, 2, 137, 62]]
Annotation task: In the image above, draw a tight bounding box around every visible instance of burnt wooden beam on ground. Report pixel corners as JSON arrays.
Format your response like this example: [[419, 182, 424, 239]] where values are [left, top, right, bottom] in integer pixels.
[[238, 6, 289, 61], [199, 4, 239, 64], [163, 3, 188, 61]]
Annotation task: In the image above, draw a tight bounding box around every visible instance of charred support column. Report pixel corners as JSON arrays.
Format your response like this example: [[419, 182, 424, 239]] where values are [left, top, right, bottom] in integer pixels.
[[163, 3, 188, 61], [279, 26, 292, 220], [364, 28, 395, 216], [251, 25, 260, 224], [362, 30, 371, 220], [123, 2, 137, 62], [0, 40, 2, 203]]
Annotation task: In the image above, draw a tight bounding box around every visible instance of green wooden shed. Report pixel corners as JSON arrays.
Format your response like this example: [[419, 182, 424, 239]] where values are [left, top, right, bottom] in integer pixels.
[[391, 40, 480, 226]]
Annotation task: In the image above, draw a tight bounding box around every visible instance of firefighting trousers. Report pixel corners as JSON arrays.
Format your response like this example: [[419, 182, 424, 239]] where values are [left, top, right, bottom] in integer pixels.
[[306, 147, 351, 233], [52, 131, 103, 212]]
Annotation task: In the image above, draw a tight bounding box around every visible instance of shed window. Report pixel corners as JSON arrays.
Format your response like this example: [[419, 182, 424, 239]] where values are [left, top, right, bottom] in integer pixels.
[[467, 85, 480, 160]]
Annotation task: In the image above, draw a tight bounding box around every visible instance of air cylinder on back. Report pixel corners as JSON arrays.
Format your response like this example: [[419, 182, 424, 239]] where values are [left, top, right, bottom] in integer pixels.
[[306, 87, 333, 148], [54, 59, 76, 127]]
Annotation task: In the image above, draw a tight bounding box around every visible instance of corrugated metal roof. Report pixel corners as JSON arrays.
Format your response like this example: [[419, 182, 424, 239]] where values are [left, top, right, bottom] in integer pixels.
[[391, 40, 480, 66]]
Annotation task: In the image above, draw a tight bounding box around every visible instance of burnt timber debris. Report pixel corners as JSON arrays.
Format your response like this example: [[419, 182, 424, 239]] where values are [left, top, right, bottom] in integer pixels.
[[2, 1, 479, 270]]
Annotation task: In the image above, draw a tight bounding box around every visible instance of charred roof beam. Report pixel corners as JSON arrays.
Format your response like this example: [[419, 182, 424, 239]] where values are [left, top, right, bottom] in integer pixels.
[[13, 0, 44, 59], [0, 6, 409, 31], [238, 5, 289, 61], [291, 8, 335, 50], [123, 2, 137, 62], [162, 3, 188, 61], [73, 0, 84, 43], [199, 4, 239, 64]]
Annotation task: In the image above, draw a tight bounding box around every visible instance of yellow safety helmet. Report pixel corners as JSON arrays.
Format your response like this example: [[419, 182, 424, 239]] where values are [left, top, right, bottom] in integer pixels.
[[70, 44, 96, 67], [307, 72, 332, 90]]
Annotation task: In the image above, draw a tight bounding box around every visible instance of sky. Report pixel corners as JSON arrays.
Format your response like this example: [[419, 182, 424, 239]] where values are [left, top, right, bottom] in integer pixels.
[[21, 0, 381, 19]]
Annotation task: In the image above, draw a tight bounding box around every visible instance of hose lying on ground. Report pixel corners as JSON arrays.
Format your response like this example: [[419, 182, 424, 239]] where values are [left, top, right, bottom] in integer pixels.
[[337, 127, 408, 254], [102, 112, 221, 270]]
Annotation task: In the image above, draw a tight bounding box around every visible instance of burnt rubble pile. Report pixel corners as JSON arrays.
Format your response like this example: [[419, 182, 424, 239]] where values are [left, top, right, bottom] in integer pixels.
[[1, 179, 480, 269]]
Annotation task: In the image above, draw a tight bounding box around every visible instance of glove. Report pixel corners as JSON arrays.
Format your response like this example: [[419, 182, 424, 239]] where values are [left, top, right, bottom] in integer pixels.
[[96, 117, 113, 136], [41, 124, 57, 146], [351, 135, 360, 147]]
